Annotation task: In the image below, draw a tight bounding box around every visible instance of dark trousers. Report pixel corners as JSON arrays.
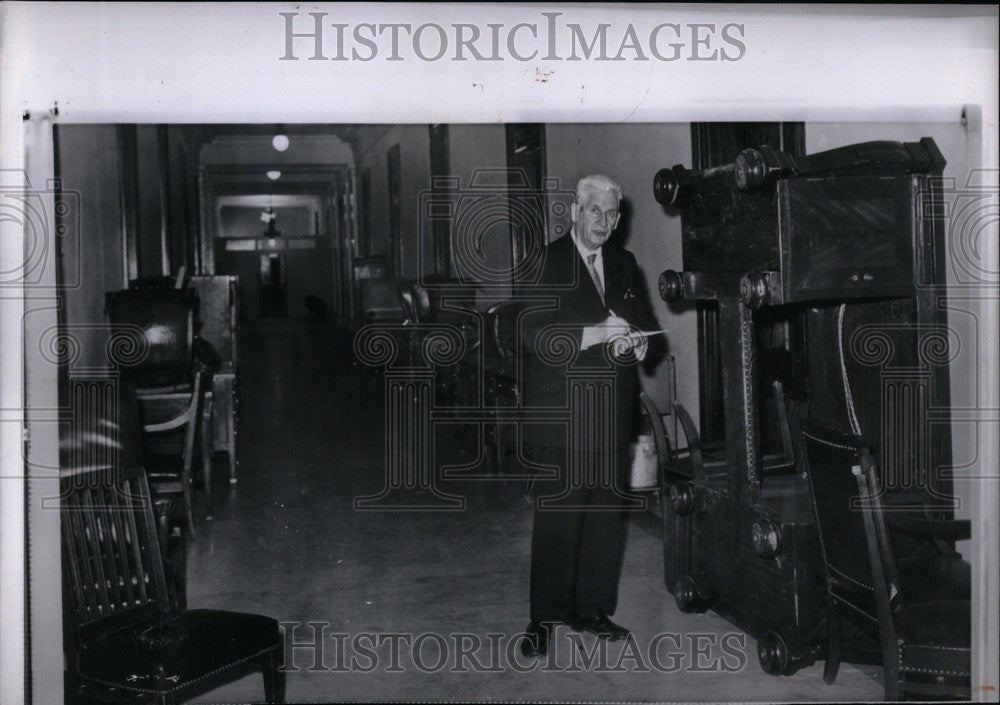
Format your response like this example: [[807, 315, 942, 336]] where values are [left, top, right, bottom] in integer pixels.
[[527, 446, 629, 622]]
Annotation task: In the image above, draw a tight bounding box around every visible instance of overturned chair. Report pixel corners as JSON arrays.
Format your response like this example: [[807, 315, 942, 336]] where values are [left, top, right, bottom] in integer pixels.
[[61, 379, 285, 705]]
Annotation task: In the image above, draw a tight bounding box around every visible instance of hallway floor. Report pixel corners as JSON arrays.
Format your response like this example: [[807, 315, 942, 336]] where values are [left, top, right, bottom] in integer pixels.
[[186, 318, 882, 703]]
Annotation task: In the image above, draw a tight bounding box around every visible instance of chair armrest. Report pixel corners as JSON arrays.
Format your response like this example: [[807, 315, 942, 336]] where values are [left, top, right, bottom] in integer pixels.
[[144, 414, 189, 433], [462, 339, 482, 357], [886, 513, 972, 542]]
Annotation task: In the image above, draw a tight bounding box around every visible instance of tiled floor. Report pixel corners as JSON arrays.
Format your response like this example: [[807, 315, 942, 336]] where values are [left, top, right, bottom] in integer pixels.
[[186, 318, 883, 703]]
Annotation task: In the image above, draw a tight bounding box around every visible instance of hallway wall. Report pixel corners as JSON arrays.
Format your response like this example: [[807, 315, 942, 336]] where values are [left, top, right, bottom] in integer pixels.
[[57, 124, 204, 369], [350, 126, 432, 281], [447, 125, 512, 305], [134, 125, 167, 277], [57, 125, 126, 370], [545, 123, 695, 418]]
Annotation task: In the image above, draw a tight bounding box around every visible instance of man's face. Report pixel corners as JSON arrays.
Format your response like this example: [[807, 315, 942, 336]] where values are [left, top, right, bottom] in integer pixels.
[[572, 186, 621, 251]]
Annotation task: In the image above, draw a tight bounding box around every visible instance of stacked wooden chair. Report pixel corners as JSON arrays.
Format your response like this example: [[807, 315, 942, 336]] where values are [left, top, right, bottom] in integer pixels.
[[106, 288, 211, 539]]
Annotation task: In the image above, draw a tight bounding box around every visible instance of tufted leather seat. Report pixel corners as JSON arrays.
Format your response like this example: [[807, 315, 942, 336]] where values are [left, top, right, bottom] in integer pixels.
[[78, 610, 281, 696], [897, 553, 971, 605]]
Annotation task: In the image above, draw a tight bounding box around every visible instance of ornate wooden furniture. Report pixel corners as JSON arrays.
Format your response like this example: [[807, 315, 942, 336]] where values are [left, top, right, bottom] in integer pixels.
[[652, 138, 955, 674], [60, 381, 284, 704], [802, 421, 970, 700]]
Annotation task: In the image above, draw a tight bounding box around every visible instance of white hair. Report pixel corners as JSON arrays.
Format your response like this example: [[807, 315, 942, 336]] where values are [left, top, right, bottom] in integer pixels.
[[576, 174, 622, 204]]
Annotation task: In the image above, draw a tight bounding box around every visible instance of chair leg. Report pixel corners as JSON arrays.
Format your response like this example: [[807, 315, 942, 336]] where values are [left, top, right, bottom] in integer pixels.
[[183, 482, 197, 539], [262, 652, 286, 704], [823, 611, 842, 684], [225, 376, 238, 484], [227, 417, 237, 484], [166, 530, 188, 611], [882, 641, 900, 701], [201, 400, 214, 521], [157, 503, 170, 552]]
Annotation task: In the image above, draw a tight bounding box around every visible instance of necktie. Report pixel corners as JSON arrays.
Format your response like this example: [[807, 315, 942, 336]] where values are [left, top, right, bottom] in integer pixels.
[[586, 253, 605, 306]]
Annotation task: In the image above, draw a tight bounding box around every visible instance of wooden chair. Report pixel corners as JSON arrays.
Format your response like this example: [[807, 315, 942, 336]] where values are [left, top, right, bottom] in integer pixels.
[[106, 289, 213, 529], [189, 275, 240, 484], [639, 393, 687, 588], [139, 369, 206, 541], [361, 277, 405, 325], [661, 382, 797, 498], [483, 300, 522, 477], [395, 280, 421, 367], [61, 383, 284, 704], [397, 277, 480, 403], [801, 420, 971, 701], [396, 280, 419, 325]]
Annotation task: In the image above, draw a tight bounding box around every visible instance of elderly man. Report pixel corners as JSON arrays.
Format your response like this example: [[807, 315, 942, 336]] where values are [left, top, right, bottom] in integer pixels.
[[519, 174, 660, 658]]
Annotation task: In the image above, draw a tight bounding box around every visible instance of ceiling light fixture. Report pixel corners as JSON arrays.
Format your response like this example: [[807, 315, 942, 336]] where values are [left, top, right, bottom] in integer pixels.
[[267, 170, 282, 180], [272, 134, 289, 152]]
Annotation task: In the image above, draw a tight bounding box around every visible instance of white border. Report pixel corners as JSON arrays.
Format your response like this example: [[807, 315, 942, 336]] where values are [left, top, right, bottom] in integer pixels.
[[2, 3, 998, 704]]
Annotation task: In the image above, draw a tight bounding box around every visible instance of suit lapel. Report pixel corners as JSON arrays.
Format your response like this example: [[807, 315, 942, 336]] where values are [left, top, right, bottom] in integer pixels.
[[550, 234, 615, 314]]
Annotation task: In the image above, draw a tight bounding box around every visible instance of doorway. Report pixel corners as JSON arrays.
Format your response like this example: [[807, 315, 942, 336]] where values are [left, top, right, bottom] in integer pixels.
[[201, 166, 352, 324], [259, 252, 285, 316]]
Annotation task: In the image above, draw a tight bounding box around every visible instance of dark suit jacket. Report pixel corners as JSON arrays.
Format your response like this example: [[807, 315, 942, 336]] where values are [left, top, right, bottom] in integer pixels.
[[520, 234, 659, 461]]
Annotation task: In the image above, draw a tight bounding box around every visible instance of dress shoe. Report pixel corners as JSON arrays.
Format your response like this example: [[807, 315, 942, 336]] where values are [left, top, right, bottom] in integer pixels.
[[520, 621, 552, 658], [568, 611, 629, 641]]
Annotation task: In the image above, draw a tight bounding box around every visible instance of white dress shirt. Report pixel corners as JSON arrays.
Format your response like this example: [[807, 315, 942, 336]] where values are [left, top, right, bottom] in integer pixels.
[[571, 228, 605, 294]]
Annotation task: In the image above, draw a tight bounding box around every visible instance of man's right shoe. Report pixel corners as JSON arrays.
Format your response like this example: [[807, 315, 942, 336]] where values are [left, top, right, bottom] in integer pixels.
[[519, 621, 551, 658], [568, 611, 630, 642]]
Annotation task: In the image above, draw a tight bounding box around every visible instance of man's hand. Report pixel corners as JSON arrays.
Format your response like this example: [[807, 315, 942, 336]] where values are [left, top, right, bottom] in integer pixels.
[[581, 314, 631, 350], [629, 331, 649, 362], [609, 328, 648, 362]]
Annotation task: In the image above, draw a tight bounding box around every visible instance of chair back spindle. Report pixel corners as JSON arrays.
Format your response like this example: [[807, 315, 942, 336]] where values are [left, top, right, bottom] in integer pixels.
[[62, 472, 169, 629], [61, 380, 169, 637]]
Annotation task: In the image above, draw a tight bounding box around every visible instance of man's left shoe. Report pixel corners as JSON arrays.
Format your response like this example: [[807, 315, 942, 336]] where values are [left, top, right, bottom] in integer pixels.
[[568, 612, 630, 642], [520, 620, 553, 658]]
